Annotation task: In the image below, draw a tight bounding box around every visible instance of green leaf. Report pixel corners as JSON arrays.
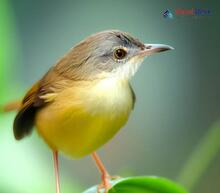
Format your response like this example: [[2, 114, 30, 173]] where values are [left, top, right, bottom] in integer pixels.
[[83, 176, 188, 193]]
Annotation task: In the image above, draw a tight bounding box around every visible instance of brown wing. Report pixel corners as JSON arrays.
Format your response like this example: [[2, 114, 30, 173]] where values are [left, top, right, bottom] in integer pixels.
[[13, 81, 42, 140], [13, 43, 89, 140], [13, 77, 57, 140], [13, 67, 72, 140]]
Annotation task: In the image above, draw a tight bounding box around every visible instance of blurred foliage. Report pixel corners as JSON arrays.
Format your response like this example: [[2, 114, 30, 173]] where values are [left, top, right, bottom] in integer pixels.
[[0, 0, 11, 101], [83, 176, 188, 193], [178, 121, 220, 191], [0, 0, 20, 103]]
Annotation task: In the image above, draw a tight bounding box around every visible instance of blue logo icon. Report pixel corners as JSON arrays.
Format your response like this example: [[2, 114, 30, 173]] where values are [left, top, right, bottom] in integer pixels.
[[163, 9, 173, 19]]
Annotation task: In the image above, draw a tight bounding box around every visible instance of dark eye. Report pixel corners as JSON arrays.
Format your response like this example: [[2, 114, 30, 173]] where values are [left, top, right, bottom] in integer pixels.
[[113, 48, 127, 60]]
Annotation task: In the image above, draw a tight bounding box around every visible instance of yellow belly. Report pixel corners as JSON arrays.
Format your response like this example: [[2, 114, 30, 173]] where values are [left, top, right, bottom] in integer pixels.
[[35, 78, 133, 158]]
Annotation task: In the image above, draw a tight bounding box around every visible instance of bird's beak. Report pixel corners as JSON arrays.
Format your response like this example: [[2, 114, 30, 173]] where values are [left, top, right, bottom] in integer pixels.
[[137, 44, 174, 57]]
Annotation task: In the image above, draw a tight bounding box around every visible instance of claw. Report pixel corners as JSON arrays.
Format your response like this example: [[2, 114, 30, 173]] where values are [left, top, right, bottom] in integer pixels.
[[91, 152, 120, 193], [97, 174, 112, 193]]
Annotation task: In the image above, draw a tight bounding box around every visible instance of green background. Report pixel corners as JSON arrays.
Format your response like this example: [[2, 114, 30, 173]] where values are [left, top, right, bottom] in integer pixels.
[[0, 0, 219, 193]]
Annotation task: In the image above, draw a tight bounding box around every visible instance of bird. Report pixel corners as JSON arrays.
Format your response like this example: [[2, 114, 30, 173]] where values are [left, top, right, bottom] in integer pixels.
[[9, 30, 173, 193]]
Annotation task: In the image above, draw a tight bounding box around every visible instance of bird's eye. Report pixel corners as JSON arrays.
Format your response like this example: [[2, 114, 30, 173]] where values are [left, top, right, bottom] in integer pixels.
[[113, 48, 127, 60]]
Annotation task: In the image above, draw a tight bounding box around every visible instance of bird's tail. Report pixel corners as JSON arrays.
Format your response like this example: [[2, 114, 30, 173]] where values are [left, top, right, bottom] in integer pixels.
[[1, 100, 21, 112]]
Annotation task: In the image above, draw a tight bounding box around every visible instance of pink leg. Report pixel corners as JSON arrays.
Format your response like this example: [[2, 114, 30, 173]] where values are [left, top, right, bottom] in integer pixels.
[[53, 151, 61, 193], [91, 152, 112, 193]]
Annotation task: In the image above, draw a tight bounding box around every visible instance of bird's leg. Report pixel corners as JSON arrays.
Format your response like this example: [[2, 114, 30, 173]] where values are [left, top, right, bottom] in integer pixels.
[[53, 151, 61, 193], [91, 152, 112, 193]]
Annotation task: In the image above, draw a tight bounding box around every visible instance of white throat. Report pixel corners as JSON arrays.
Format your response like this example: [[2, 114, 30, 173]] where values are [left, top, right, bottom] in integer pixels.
[[113, 56, 144, 80]]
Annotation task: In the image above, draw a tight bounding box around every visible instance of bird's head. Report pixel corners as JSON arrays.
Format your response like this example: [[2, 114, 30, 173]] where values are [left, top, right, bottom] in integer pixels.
[[55, 30, 173, 81]]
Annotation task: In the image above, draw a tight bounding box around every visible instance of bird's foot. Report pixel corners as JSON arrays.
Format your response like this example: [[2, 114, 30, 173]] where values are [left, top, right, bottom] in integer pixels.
[[97, 174, 120, 193], [97, 174, 121, 193], [97, 174, 111, 193]]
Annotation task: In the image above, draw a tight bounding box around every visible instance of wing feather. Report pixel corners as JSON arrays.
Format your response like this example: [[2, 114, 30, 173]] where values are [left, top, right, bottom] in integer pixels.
[[13, 67, 73, 140], [13, 81, 42, 139]]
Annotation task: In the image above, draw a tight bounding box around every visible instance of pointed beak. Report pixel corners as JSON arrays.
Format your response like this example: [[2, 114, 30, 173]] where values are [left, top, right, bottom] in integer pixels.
[[137, 44, 174, 57]]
